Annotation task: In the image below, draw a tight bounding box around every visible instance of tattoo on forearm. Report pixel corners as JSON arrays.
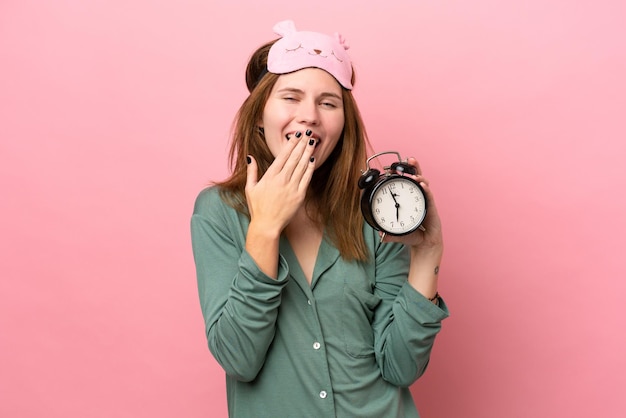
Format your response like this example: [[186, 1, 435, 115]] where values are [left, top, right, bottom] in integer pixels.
[[434, 266, 439, 275]]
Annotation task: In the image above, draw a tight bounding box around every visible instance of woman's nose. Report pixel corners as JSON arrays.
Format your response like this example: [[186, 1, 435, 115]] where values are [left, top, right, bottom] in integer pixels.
[[297, 100, 319, 125]]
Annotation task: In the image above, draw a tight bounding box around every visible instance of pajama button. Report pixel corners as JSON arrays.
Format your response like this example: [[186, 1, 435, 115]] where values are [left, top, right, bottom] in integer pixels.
[[319, 391, 327, 399], [313, 342, 321, 350]]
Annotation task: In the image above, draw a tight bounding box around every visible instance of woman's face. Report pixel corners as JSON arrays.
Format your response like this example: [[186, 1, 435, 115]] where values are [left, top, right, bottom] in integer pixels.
[[260, 68, 345, 167]]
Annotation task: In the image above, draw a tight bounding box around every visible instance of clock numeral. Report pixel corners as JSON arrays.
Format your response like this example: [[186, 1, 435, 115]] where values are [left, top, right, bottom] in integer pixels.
[[377, 197, 383, 204]]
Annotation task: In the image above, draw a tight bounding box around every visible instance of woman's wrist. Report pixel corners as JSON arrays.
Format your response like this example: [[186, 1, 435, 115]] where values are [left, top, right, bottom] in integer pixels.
[[245, 221, 282, 279], [247, 219, 283, 241]]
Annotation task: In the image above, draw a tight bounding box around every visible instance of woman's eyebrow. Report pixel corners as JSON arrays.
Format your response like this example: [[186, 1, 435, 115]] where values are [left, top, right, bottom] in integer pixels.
[[319, 92, 342, 101], [276, 87, 304, 94]]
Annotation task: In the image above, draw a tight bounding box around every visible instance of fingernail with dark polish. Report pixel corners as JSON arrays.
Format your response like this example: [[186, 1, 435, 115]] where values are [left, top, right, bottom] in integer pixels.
[[308, 139, 314, 146], [246, 156, 251, 164], [305, 129, 312, 136], [286, 134, 291, 140], [310, 157, 315, 163], [295, 131, 302, 138]]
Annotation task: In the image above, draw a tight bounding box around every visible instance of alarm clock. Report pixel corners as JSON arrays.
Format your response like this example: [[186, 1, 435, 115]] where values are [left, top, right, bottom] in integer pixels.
[[358, 151, 428, 236]]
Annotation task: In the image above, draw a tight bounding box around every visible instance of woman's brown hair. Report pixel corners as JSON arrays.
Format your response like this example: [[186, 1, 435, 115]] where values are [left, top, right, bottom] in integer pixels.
[[216, 40, 372, 261]]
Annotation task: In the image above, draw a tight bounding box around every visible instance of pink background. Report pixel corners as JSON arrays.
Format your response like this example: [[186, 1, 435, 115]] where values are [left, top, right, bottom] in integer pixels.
[[2, 1, 625, 417]]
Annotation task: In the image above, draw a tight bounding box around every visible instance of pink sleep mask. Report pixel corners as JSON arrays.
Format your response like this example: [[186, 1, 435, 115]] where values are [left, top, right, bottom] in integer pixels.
[[267, 20, 353, 90]]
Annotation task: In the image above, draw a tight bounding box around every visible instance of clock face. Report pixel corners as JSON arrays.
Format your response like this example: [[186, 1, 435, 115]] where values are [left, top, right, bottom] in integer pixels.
[[370, 176, 427, 235]]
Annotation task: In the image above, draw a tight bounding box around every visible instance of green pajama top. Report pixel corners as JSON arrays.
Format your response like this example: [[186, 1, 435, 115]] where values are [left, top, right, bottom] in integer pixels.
[[191, 187, 449, 418]]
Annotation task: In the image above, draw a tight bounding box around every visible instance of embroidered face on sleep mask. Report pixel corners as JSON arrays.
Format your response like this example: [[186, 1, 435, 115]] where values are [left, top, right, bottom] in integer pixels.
[[267, 20, 353, 90]]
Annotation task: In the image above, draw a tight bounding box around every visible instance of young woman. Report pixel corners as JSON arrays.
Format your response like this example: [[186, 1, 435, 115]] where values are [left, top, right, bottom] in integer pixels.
[[191, 20, 449, 418]]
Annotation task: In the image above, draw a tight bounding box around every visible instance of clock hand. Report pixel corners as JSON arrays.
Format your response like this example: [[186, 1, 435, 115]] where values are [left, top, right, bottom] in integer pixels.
[[388, 187, 400, 221], [388, 187, 399, 205]]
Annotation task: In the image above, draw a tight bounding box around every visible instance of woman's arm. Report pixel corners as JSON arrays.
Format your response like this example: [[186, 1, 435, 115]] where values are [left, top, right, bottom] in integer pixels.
[[374, 157, 448, 386], [191, 189, 289, 382], [371, 239, 449, 387]]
